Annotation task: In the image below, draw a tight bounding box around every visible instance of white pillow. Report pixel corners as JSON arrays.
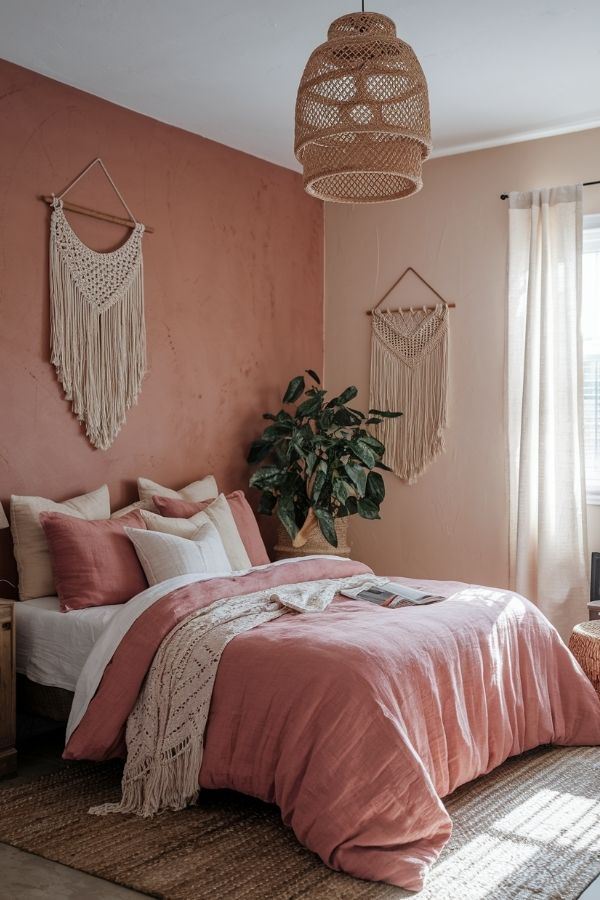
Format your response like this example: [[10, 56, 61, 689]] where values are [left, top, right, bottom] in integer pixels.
[[125, 522, 231, 586], [11, 485, 110, 600], [137, 475, 218, 510]]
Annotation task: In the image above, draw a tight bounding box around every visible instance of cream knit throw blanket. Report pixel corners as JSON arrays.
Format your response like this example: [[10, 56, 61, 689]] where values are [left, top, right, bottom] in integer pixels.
[[90, 574, 382, 818]]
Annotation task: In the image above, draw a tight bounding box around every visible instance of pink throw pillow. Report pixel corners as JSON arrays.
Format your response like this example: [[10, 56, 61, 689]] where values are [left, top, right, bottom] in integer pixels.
[[152, 490, 270, 567], [40, 510, 148, 611]]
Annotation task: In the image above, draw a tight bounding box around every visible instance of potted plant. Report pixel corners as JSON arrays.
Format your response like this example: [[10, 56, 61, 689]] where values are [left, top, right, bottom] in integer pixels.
[[247, 371, 401, 554]]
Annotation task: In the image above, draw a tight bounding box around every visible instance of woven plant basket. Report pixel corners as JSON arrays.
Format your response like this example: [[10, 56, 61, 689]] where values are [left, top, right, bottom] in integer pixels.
[[569, 621, 600, 700], [273, 518, 350, 561]]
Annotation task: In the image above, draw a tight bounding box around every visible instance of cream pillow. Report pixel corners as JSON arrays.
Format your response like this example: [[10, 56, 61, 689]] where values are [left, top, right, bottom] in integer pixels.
[[137, 475, 218, 510], [11, 485, 110, 601], [141, 496, 251, 571], [201, 494, 251, 570], [125, 523, 231, 586], [139, 508, 211, 538]]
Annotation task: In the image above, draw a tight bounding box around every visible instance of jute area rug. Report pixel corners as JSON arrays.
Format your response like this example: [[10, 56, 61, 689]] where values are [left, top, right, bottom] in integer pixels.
[[0, 746, 599, 900]]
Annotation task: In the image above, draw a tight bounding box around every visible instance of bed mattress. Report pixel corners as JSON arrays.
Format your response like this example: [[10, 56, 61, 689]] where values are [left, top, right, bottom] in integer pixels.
[[15, 596, 121, 692]]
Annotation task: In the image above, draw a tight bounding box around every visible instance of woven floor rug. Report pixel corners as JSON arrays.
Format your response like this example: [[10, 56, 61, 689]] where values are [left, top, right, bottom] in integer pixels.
[[0, 746, 599, 899]]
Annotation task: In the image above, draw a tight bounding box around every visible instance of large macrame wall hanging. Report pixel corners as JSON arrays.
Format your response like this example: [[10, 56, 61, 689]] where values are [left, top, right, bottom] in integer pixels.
[[46, 159, 148, 450], [368, 268, 454, 483]]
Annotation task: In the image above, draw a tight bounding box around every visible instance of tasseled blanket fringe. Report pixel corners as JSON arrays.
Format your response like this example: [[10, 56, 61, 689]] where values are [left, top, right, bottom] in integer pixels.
[[90, 736, 202, 818]]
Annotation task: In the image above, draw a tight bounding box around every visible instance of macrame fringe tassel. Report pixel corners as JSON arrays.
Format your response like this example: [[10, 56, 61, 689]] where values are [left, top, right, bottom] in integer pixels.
[[89, 736, 202, 819], [49, 216, 146, 451], [370, 319, 448, 483]]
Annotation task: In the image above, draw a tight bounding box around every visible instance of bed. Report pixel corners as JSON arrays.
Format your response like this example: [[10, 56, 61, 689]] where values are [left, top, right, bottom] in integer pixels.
[[15, 596, 119, 721], [54, 555, 600, 892]]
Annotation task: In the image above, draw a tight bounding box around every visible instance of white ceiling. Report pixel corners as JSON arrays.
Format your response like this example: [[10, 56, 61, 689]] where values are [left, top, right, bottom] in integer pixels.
[[1, 0, 600, 170]]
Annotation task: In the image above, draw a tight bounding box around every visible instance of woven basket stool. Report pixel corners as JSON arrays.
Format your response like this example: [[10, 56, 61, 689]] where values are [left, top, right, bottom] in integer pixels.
[[569, 622, 600, 700]]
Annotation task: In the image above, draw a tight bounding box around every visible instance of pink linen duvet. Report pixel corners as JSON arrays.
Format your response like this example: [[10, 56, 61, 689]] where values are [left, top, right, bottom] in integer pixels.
[[64, 558, 600, 891]]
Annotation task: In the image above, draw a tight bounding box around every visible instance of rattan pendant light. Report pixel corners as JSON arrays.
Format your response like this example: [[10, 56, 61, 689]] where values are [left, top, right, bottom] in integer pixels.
[[294, 8, 431, 203]]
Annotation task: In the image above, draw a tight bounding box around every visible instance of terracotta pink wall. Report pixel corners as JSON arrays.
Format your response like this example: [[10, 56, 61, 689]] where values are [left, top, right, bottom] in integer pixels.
[[325, 127, 600, 588], [0, 59, 323, 590]]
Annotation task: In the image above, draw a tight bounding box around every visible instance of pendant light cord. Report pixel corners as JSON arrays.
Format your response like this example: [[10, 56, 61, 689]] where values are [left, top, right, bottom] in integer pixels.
[[361, 0, 365, 9]]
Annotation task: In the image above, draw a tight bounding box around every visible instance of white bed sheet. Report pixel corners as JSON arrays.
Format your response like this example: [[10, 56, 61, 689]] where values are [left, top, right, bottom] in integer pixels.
[[15, 596, 121, 692]]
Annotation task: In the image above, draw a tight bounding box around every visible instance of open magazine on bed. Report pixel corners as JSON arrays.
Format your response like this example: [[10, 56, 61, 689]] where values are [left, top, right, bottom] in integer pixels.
[[340, 582, 445, 608]]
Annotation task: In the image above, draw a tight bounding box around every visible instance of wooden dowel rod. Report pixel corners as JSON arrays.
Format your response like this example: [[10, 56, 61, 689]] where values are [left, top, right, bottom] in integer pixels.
[[39, 195, 154, 233], [367, 303, 456, 315]]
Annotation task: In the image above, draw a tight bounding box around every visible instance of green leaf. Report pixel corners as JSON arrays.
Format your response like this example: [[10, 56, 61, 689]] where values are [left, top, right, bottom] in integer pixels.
[[345, 496, 358, 515], [332, 478, 352, 505], [335, 385, 358, 405], [283, 375, 305, 404], [277, 494, 298, 540], [357, 433, 385, 454], [344, 463, 367, 497], [249, 466, 285, 490], [304, 450, 317, 478], [296, 394, 324, 419], [261, 423, 292, 440], [333, 407, 359, 427], [365, 471, 385, 504], [272, 445, 289, 468], [318, 407, 335, 429], [368, 408, 402, 418], [305, 369, 321, 385], [311, 465, 328, 503], [348, 407, 366, 420], [314, 507, 338, 546], [349, 440, 377, 469], [327, 385, 358, 408], [375, 461, 393, 472], [357, 498, 381, 519], [313, 433, 334, 449], [289, 427, 309, 456], [365, 417, 383, 426], [258, 491, 277, 515], [275, 410, 294, 425], [247, 440, 272, 464]]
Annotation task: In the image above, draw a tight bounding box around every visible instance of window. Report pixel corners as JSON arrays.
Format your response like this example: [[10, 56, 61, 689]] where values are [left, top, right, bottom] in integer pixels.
[[583, 214, 600, 503]]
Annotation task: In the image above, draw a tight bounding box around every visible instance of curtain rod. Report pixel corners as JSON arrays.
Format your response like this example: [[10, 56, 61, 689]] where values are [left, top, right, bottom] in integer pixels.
[[500, 180, 600, 200]]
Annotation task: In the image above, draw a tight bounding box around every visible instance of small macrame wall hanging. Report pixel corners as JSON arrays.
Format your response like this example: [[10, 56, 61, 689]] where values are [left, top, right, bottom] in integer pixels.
[[45, 159, 149, 450], [368, 267, 455, 483]]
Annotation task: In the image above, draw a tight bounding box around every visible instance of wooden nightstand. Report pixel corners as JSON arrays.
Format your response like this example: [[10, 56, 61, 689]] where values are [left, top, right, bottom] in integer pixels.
[[0, 600, 16, 777]]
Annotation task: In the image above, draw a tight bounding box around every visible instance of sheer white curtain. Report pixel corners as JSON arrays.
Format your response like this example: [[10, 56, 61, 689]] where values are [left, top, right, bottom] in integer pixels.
[[507, 185, 588, 640]]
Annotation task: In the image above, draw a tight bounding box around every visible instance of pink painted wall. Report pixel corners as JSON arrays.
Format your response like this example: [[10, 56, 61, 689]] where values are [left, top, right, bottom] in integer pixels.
[[0, 59, 323, 591], [325, 127, 600, 589]]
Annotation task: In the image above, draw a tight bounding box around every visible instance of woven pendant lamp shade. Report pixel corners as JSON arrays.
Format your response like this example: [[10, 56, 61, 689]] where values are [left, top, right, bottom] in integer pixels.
[[295, 12, 431, 203]]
